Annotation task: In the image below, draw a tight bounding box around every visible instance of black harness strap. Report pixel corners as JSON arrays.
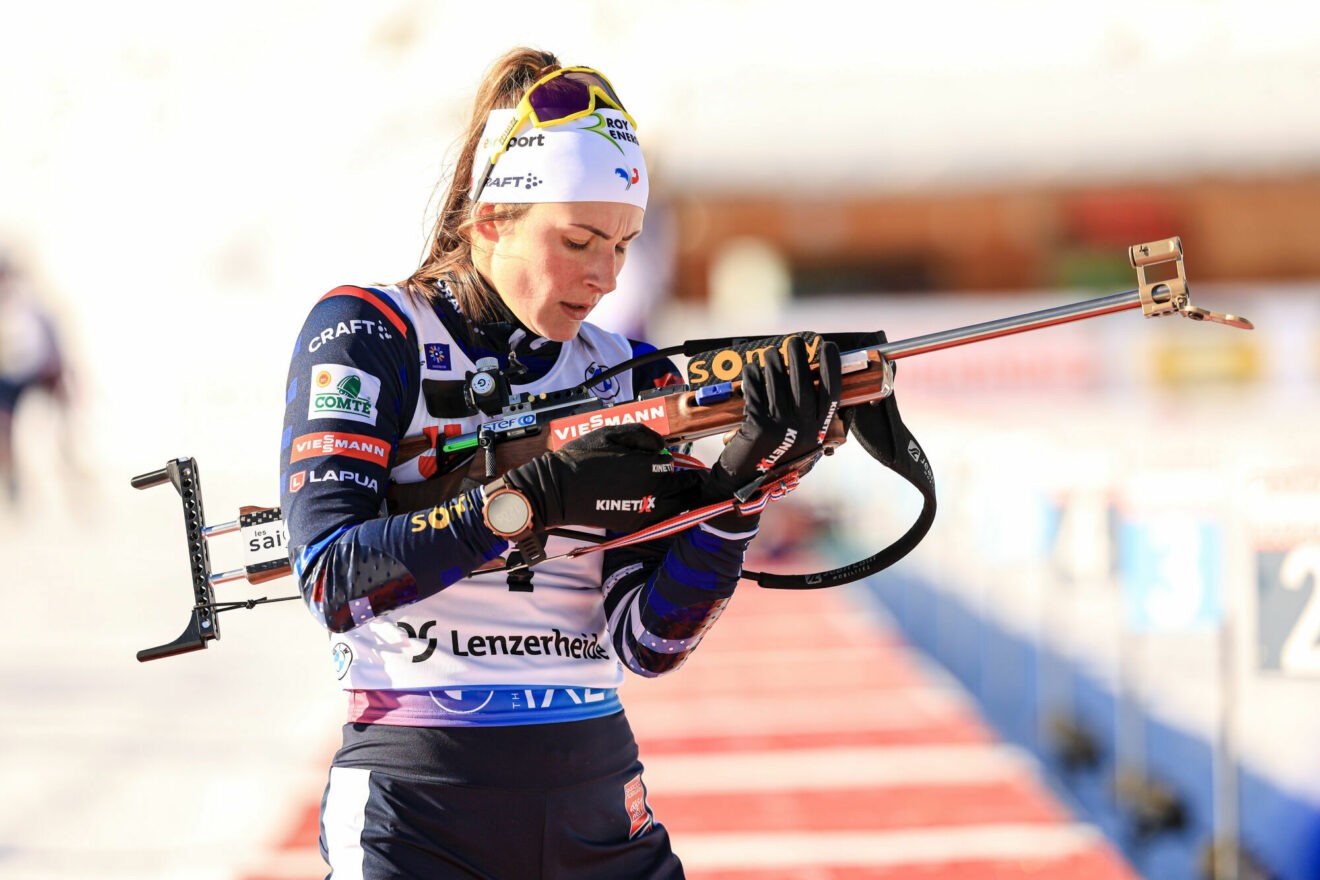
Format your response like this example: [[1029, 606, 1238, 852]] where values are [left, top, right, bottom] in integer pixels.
[[743, 331, 937, 590]]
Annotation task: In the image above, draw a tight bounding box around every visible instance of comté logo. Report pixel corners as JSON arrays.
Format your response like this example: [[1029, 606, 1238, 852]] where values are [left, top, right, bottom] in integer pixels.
[[290, 432, 390, 466], [309, 363, 381, 426], [548, 400, 670, 450]]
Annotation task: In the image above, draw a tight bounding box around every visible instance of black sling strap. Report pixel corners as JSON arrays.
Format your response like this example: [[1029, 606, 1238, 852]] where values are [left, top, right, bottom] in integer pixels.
[[742, 331, 937, 590]]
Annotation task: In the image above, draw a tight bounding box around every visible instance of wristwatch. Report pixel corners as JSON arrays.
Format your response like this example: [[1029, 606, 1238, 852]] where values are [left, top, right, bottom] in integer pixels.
[[482, 478, 534, 539], [481, 478, 546, 565]]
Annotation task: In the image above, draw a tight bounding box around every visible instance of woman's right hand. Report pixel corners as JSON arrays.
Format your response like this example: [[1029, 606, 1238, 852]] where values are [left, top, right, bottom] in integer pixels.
[[502, 423, 703, 533]]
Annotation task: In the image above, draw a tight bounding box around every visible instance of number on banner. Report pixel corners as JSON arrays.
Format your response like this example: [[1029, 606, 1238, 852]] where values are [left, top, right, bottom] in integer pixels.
[[1279, 544, 1320, 676]]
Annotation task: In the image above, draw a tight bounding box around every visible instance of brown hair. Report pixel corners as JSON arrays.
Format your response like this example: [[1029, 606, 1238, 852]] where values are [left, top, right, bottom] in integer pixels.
[[401, 47, 561, 322]]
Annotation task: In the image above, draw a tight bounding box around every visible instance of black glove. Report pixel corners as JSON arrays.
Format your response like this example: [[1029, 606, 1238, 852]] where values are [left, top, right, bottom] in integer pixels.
[[503, 423, 703, 533], [709, 335, 843, 502]]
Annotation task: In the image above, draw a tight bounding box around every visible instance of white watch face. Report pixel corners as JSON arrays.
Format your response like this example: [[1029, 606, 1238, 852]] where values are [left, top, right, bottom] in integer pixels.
[[487, 490, 532, 535]]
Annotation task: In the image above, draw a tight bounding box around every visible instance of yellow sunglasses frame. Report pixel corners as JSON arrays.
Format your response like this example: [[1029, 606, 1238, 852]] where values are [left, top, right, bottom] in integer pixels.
[[474, 66, 638, 201]]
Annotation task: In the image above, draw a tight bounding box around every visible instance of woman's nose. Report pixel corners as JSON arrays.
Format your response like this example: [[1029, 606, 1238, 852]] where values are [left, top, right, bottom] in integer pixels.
[[588, 251, 619, 294]]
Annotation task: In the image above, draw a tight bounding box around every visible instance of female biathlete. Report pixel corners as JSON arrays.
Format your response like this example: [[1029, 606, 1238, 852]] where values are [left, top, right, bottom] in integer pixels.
[[280, 46, 841, 879]]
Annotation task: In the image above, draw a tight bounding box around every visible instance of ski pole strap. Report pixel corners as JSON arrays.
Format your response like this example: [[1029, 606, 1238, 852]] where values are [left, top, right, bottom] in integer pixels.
[[746, 330, 937, 590]]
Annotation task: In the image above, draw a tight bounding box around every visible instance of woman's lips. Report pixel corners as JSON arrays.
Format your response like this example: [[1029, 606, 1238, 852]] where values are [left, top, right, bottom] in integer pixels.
[[560, 302, 592, 319]]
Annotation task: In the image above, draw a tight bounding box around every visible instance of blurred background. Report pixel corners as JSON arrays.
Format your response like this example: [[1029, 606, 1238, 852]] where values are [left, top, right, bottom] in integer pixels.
[[2, 1, 1318, 878]]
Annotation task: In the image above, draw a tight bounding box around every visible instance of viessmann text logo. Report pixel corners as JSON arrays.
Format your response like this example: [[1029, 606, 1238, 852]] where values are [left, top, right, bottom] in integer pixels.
[[309, 363, 381, 425], [289, 431, 390, 466], [548, 400, 670, 450]]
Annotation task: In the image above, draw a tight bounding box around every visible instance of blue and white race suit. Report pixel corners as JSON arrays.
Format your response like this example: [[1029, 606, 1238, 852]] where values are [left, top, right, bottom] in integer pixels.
[[280, 280, 756, 728]]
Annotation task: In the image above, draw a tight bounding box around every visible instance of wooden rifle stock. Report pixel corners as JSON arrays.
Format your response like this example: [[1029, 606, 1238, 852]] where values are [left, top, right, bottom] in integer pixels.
[[384, 350, 889, 512]]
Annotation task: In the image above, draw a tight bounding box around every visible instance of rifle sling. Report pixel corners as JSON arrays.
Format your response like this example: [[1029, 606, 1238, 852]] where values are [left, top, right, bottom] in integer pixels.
[[745, 331, 937, 590]]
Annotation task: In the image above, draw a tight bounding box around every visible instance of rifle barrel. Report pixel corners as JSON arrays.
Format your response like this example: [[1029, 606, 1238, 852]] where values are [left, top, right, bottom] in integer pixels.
[[874, 289, 1142, 361]]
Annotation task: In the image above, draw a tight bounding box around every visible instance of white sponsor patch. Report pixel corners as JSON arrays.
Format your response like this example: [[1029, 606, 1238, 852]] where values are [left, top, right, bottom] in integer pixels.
[[549, 401, 669, 449], [241, 517, 288, 567], [309, 364, 381, 426]]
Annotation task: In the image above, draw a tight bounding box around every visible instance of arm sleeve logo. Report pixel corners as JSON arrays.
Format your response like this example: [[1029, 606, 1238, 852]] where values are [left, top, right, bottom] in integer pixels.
[[309, 364, 382, 425]]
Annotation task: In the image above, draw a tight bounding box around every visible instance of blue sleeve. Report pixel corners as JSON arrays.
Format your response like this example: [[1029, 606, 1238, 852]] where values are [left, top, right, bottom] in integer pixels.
[[598, 348, 759, 677], [601, 520, 758, 678], [280, 286, 507, 633]]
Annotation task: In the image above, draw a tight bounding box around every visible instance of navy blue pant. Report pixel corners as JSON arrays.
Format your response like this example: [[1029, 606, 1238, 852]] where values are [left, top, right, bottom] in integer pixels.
[[320, 712, 684, 879]]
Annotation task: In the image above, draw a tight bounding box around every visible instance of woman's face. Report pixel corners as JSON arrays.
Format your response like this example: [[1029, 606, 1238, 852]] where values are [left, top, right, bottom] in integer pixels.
[[482, 201, 644, 341]]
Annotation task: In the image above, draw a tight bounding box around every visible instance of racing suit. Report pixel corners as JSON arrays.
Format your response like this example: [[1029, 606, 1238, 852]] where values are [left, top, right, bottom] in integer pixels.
[[281, 280, 756, 878]]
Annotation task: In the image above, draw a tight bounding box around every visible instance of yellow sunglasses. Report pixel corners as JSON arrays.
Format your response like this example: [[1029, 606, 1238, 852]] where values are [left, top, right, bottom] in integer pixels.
[[472, 66, 637, 203]]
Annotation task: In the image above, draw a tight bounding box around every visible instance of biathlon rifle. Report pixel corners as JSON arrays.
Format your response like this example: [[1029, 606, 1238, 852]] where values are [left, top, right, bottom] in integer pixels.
[[133, 237, 1251, 662]]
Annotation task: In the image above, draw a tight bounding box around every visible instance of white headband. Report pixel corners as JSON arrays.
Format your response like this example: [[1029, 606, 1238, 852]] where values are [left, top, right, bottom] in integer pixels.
[[470, 108, 648, 210]]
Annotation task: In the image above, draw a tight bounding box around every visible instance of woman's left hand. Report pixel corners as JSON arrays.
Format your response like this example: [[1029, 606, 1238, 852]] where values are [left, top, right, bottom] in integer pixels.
[[502, 423, 702, 533]]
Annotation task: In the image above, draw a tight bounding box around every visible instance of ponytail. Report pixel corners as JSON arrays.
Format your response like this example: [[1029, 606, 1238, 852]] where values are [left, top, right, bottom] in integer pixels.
[[402, 47, 560, 320]]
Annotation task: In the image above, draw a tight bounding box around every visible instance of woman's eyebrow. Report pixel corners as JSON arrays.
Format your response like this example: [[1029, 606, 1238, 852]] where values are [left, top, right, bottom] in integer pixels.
[[570, 223, 641, 241]]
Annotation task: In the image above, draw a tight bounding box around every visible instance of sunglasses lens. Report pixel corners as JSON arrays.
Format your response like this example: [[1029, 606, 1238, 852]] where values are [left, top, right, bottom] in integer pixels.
[[569, 71, 626, 112], [527, 71, 627, 122], [526, 77, 591, 121]]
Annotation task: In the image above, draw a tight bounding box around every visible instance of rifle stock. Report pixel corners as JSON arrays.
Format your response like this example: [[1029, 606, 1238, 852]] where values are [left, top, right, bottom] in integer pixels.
[[385, 349, 891, 511]]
